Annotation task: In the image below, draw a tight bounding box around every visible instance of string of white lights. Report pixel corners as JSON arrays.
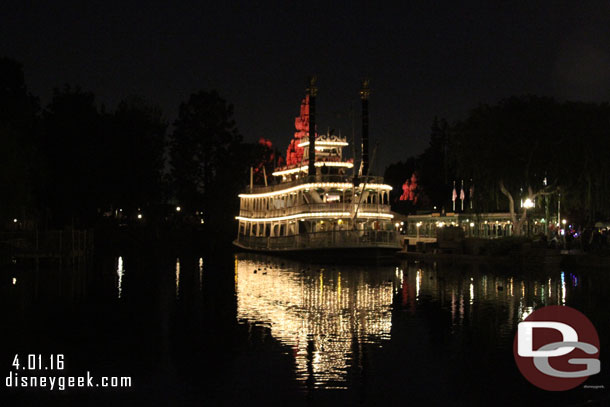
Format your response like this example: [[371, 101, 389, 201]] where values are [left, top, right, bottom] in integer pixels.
[[297, 140, 349, 147], [235, 211, 393, 222], [272, 162, 354, 176], [239, 182, 392, 198]]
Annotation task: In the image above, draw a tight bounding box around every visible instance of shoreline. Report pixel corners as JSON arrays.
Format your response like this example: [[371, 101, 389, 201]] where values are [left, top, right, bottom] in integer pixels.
[[396, 248, 610, 269]]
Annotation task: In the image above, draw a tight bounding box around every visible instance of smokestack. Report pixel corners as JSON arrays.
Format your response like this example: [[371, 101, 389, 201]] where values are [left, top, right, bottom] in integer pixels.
[[307, 76, 317, 177], [360, 79, 370, 176]]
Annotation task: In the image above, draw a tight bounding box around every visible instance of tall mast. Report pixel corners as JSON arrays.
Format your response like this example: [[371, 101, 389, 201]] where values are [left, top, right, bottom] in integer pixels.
[[360, 79, 370, 177], [307, 76, 317, 177]]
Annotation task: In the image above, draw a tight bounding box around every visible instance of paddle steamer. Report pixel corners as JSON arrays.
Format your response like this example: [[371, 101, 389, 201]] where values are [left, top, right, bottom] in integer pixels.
[[233, 79, 400, 255]]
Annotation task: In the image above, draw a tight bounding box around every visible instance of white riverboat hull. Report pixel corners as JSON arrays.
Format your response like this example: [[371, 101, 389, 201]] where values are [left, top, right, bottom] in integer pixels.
[[233, 230, 401, 262]]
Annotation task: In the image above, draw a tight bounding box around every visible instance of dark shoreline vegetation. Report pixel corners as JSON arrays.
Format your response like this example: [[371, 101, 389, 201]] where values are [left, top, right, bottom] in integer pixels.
[[3, 56, 610, 259]]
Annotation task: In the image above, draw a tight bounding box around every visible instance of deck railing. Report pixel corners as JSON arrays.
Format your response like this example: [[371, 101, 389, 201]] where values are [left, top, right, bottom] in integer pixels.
[[235, 230, 400, 251], [242, 174, 386, 195], [239, 202, 392, 218]]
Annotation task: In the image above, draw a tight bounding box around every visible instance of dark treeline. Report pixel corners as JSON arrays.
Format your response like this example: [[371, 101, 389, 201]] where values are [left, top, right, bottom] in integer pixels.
[[0, 57, 268, 238], [385, 96, 610, 230], [5, 54, 610, 236]]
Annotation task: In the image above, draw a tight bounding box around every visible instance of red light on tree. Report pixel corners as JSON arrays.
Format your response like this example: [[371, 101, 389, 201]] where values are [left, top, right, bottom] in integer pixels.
[[253, 137, 278, 183]]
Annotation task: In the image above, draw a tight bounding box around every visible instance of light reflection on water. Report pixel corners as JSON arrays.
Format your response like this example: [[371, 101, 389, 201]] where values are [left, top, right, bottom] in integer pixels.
[[116, 256, 124, 299], [405, 262, 570, 330], [235, 255, 396, 389], [198, 257, 203, 291], [234, 255, 579, 390], [175, 257, 181, 299], [3, 253, 606, 405]]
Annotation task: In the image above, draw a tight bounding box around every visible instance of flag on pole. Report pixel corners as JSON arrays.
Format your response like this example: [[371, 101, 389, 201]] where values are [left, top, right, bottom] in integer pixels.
[[460, 180, 465, 211], [452, 180, 457, 212], [460, 180, 465, 201]]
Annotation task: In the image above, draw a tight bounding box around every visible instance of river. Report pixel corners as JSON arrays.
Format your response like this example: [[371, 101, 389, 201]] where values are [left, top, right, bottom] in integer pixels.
[[2, 251, 609, 405]]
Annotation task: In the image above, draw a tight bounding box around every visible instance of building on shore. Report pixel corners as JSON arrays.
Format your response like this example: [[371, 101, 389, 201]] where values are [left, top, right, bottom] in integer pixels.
[[401, 212, 553, 246]]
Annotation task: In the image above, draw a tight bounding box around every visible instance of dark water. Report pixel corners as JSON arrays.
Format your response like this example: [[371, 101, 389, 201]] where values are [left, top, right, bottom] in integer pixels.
[[1, 251, 609, 406]]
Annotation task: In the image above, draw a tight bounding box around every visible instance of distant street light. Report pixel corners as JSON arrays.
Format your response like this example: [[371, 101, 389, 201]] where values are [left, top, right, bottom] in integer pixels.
[[523, 198, 535, 208], [137, 214, 143, 220], [176, 206, 181, 212]]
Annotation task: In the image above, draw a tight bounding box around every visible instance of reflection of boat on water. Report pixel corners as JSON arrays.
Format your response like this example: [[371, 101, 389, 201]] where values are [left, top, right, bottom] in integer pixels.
[[233, 79, 401, 257], [233, 250, 588, 399], [234, 254, 396, 388]]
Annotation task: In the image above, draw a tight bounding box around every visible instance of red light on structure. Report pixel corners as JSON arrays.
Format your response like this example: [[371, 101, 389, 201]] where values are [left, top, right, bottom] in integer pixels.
[[285, 95, 316, 167], [253, 138, 277, 183], [399, 172, 419, 204], [258, 137, 272, 149]]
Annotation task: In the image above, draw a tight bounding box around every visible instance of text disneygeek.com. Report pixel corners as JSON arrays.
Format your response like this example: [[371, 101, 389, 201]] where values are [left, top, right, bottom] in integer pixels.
[[5, 354, 131, 391]]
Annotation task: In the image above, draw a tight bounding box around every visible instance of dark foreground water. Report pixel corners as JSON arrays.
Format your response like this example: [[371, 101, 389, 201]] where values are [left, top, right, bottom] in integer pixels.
[[1, 250, 609, 406]]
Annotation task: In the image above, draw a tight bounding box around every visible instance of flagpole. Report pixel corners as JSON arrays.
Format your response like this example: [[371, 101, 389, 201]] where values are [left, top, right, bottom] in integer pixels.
[[460, 179, 465, 211]]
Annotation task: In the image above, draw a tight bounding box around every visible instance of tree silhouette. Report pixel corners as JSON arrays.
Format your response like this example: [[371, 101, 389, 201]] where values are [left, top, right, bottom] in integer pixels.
[[110, 97, 167, 211], [0, 57, 40, 226], [451, 96, 610, 231], [418, 117, 453, 211], [42, 85, 105, 226], [169, 90, 242, 217]]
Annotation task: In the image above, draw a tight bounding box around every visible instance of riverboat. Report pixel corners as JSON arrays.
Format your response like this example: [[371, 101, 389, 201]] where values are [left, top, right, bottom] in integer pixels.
[[233, 79, 401, 256]]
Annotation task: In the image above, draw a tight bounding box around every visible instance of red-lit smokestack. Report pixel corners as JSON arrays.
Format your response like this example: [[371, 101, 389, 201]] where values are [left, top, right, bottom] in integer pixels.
[[360, 79, 370, 176], [307, 76, 317, 177]]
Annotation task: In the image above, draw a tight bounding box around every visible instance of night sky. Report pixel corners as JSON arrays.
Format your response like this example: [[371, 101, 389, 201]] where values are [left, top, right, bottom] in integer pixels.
[[2, 1, 610, 170]]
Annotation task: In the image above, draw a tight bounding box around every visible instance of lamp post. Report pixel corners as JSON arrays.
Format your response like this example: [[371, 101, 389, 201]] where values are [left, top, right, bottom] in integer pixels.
[[543, 176, 549, 239], [523, 198, 534, 237], [544, 194, 550, 239], [557, 192, 561, 230]]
